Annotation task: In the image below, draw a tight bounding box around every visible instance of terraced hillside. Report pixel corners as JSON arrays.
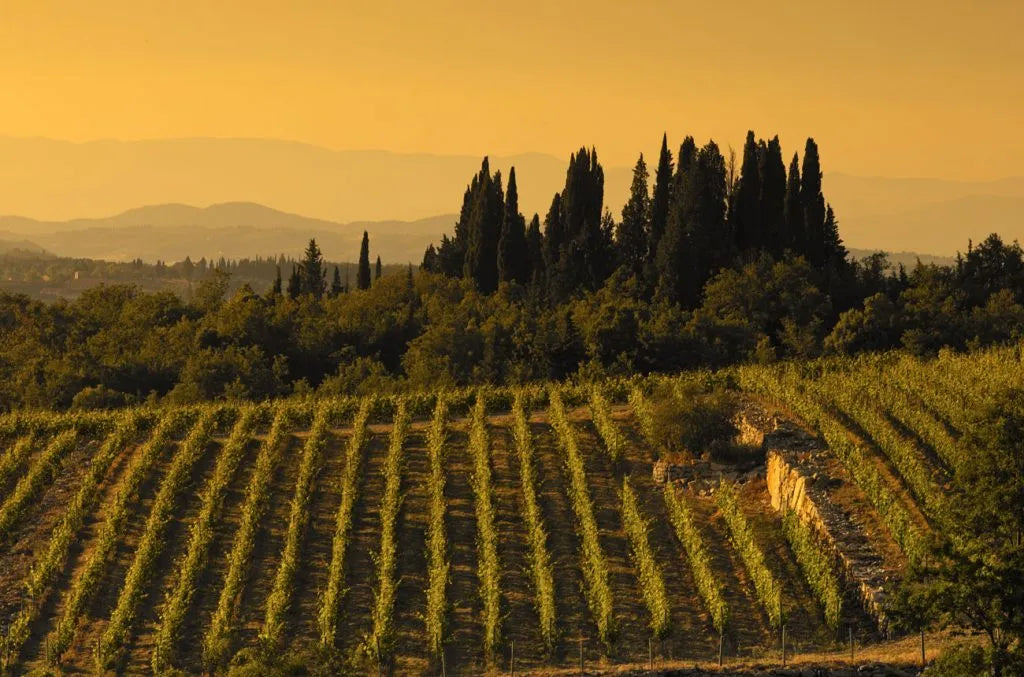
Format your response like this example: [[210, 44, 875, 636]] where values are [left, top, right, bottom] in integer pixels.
[[0, 346, 1018, 675]]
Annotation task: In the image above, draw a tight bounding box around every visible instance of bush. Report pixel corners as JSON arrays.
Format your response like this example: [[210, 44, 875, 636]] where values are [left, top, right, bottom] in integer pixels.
[[647, 382, 738, 460], [923, 643, 989, 677], [70, 385, 134, 411]]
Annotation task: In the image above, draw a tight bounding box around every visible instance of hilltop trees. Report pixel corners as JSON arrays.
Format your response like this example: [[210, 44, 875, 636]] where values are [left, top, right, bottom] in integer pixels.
[[418, 132, 851, 312]]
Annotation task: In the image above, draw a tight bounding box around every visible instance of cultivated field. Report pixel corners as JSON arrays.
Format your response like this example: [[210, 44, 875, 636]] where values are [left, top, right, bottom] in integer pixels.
[[0, 346, 1018, 675]]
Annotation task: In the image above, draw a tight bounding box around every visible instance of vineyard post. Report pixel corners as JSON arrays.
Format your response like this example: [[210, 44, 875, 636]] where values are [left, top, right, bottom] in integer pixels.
[[441, 650, 446, 677], [578, 636, 584, 675], [648, 637, 652, 670], [781, 623, 786, 667], [920, 629, 925, 666], [509, 639, 514, 676], [718, 628, 723, 668], [849, 625, 854, 662]]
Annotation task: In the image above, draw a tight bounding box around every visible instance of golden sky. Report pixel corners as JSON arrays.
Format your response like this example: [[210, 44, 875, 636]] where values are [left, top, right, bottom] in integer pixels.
[[1, 0, 1021, 179]]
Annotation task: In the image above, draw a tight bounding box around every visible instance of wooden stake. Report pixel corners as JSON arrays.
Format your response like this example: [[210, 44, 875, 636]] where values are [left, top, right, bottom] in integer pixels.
[[718, 628, 724, 668], [649, 637, 653, 670], [849, 625, 854, 662], [781, 624, 786, 667], [578, 636, 584, 675], [921, 628, 926, 666]]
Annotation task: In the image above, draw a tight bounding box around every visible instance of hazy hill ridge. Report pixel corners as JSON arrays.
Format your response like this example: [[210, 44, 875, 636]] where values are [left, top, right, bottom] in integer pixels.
[[1, 137, 1022, 257], [0, 204, 455, 264]]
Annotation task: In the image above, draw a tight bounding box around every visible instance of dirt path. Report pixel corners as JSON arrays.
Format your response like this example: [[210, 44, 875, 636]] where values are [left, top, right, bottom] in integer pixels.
[[176, 435, 263, 673], [286, 429, 350, 649], [390, 431, 430, 675], [442, 424, 485, 675], [489, 420, 548, 670], [335, 432, 387, 663]]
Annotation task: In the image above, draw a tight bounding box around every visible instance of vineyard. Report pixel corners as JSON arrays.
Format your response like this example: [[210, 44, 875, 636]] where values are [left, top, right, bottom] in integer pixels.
[[0, 345, 1020, 674]]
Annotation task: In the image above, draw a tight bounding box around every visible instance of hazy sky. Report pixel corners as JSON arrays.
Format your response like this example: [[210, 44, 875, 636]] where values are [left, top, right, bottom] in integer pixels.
[[1, 0, 1021, 179]]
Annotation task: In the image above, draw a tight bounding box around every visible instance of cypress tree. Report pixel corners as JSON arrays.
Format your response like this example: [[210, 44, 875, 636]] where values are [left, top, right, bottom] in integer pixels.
[[617, 153, 650, 278], [286, 265, 302, 299], [542, 192, 564, 278], [649, 133, 674, 259], [331, 265, 342, 296], [822, 204, 847, 263], [525, 213, 543, 289], [759, 136, 788, 257], [270, 265, 282, 297], [375, 255, 382, 281], [683, 141, 729, 302], [301, 238, 326, 298], [784, 152, 804, 254], [655, 136, 697, 303], [357, 230, 371, 290], [497, 166, 529, 285], [421, 243, 439, 273], [463, 158, 504, 293], [801, 138, 827, 266], [730, 131, 761, 252], [554, 147, 609, 297]]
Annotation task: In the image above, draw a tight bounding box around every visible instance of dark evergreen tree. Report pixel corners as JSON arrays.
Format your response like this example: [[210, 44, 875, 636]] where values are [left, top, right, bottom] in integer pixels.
[[270, 265, 282, 297], [801, 138, 827, 265], [550, 147, 609, 299], [649, 133, 674, 261], [784, 152, 804, 254], [759, 136, 788, 257], [822, 204, 847, 264], [435, 235, 462, 276], [655, 136, 697, 303], [286, 265, 302, 299], [330, 265, 343, 296], [730, 131, 762, 252], [375, 255, 382, 282], [497, 167, 529, 285], [542, 193, 564, 280], [525, 213, 544, 289], [617, 153, 650, 278], [301, 238, 326, 299], [421, 243, 440, 273], [357, 230, 371, 290], [462, 158, 504, 294], [682, 141, 730, 302]]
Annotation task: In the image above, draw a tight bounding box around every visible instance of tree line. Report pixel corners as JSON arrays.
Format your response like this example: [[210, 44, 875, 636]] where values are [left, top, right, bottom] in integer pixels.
[[422, 133, 846, 306]]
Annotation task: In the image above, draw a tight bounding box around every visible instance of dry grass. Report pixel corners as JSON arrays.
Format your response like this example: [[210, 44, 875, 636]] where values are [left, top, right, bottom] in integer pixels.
[[519, 629, 981, 675]]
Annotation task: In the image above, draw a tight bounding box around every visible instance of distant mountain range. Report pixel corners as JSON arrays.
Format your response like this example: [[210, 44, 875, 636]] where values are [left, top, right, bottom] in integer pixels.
[[0, 203, 453, 264], [0, 200, 959, 272], [0, 136, 1021, 257]]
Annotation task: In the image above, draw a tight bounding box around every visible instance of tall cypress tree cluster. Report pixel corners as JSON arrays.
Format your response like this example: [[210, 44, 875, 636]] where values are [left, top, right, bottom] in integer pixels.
[[423, 131, 845, 308]]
